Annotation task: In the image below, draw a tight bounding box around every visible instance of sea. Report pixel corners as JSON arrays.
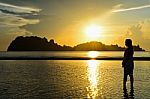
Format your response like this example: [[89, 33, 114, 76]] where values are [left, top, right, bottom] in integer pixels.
[[0, 51, 149, 99]]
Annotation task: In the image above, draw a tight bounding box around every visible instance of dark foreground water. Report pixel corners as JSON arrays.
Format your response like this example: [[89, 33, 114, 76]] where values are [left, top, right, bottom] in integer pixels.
[[0, 60, 149, 99]]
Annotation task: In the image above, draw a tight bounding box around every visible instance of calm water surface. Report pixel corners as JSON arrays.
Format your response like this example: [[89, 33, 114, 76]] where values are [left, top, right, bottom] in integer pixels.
[[0, 60, 149, 98], [0, 51, 150, 58]]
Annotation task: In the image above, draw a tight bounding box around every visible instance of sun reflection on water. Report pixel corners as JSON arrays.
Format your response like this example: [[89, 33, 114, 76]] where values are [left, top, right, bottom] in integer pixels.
[[87, 60, 100, 98]]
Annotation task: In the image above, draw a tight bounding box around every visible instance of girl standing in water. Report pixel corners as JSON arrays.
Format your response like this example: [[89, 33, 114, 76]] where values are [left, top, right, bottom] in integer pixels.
[[122, 39, 134, 92]]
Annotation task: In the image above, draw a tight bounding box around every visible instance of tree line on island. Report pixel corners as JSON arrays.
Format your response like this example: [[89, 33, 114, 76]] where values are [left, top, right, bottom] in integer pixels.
[[7, 36, 145, 51]]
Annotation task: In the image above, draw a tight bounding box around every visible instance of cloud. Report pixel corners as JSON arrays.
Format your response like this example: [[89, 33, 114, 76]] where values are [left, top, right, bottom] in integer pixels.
[[0, 9, 36, 16], [0, 2, 42, 21], [113, 20, 150, 51], [0, 2, 41, 34], [112, 4, 123, 9], [0, 11, 39, 27], [0, 1, 42, 50], [112, 4, 150, 13], [0, 2, 41, 14], [25, 31, 33, 35], [0, 2, 40, 39]]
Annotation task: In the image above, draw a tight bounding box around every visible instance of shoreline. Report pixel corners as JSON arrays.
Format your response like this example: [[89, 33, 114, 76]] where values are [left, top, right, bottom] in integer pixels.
[[0, 57, 150, 61]]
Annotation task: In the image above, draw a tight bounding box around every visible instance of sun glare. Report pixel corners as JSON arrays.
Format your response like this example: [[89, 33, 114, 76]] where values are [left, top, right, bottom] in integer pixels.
[[88, 51, 99, 58], [85, 24, 103, 39]]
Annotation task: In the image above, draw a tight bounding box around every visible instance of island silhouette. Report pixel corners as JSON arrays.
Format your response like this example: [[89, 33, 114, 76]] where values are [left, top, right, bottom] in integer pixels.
[[7, 36, 145, 51]]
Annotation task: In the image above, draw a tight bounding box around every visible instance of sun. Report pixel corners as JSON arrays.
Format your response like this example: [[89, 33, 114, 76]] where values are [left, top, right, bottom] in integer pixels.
[[88, 51, 99, 58], [84, 24, 103, 39]]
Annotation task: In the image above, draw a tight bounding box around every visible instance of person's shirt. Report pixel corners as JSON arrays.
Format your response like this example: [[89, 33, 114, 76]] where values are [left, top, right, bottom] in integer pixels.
[[122, 47, 134, 67]]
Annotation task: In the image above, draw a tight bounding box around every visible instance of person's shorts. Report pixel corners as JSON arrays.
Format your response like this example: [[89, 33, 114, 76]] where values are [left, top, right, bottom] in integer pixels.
[[124, 68, 133, 75]]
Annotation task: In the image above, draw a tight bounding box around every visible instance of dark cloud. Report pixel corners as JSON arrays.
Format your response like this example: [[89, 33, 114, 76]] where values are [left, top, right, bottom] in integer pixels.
[[0, 9, 24, 15], [0, 8, 39, 16]]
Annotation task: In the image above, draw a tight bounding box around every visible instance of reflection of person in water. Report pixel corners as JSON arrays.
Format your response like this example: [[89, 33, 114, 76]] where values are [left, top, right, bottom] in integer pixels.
[[122, 39, 134, 92]]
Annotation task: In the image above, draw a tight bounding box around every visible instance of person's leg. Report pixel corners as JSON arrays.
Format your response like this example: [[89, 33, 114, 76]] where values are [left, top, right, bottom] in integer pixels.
[[129, 74, 134, 91], [123, 73, 127, 90]]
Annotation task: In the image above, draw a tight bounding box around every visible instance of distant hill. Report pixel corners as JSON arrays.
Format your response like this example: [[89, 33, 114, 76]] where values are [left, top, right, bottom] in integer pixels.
[[7, 36, 145, 51]]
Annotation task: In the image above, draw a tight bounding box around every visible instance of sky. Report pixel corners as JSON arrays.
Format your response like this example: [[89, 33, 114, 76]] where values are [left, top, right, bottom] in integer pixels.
[[0, 0, 150, 51]]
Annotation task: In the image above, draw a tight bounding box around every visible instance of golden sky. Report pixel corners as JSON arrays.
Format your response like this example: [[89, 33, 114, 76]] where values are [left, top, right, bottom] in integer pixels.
[[0, 0, 150, 51]]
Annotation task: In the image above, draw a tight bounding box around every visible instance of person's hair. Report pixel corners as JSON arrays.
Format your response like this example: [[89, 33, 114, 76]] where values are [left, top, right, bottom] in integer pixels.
[[125, 39, 132, 48]]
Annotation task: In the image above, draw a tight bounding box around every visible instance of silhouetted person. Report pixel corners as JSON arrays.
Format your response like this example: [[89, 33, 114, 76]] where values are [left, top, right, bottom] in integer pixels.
[[122, 39, 134, 93]]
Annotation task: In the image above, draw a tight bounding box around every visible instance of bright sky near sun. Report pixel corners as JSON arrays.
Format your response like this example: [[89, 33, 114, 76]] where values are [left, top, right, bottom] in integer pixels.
[[84, 24, 103, 40], [0, 0, 150, 51]]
